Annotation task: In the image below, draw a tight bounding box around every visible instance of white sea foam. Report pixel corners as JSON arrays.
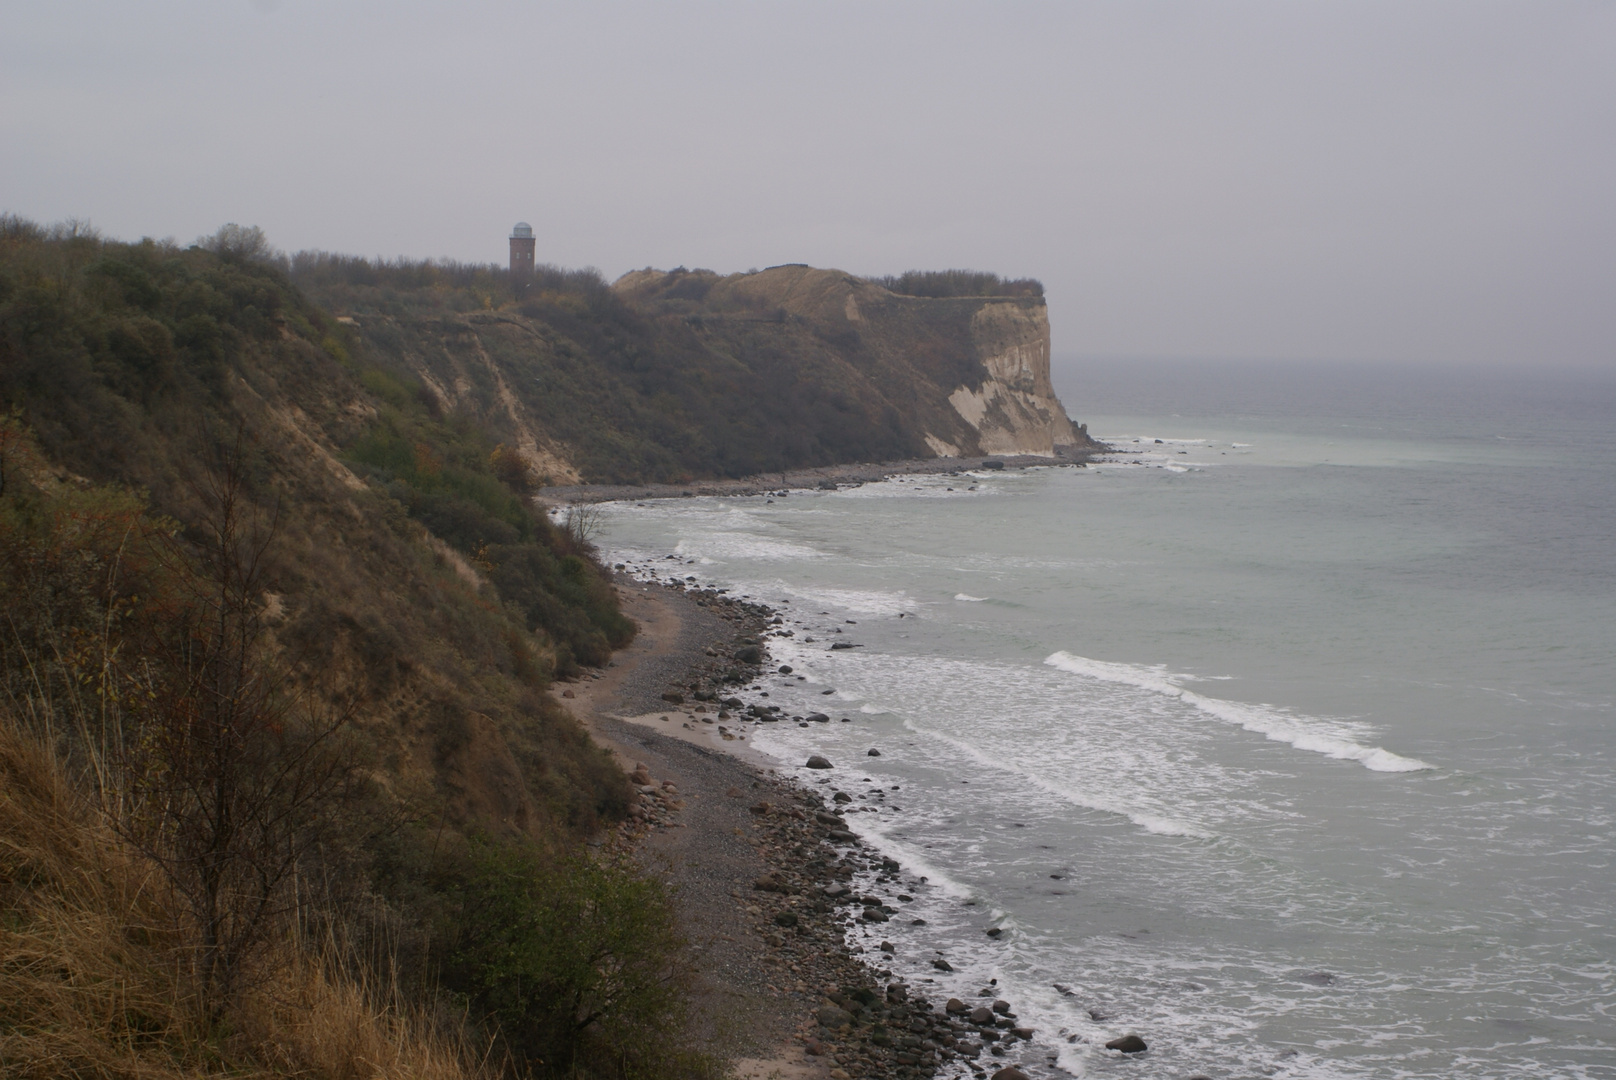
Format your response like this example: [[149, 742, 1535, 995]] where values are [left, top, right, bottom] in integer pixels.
[[774, 583, 913, 616], [673, 534, 823, 562], [954, 593, 987, 602], [1044, 651, 1433, 772], [834, 817, 977, 899], [900, 717, 1211, 837]]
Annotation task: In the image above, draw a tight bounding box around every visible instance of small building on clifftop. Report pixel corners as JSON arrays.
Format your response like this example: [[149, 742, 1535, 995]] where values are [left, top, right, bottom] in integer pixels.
[[509, 222, 534, 281]]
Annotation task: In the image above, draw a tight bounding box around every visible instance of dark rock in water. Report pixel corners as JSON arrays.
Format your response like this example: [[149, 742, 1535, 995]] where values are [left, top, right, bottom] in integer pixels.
[[829, 829, 858, 842], [982, 460, 1005, 470], [806, 712, 830, 722], [722, 696, 744, 707], [867, 748, 882, 756], [1052, 982, 1073, 996], [910, 917, 927, 925], [985, 927, 1003, 938], [829, 641, 861, 650], [862, 907, 889, 922], [1011, 1026, 1035, 1040], [815, 811, 848, 827], [806, 755, 834, 769], [1297, 970, 1338, 986], [832, 791, 852, 803], [734, 646, 762, 664], [817, 1004, 854, 1029], [992, 999, 1012, 1015], [1186, 1075, 1213, 1080], [1105, 1034, 1148, 1054], [990, 1068, 1029, 1080], [660, 691, 684, 704], [945, 998, 969, 1015], [932, 958, 954, 972], [822, 882, 851, 898], [969, 1007, 996, 1025], [1087, 1008, 1110, 1021], [779, 665, 793, 674]]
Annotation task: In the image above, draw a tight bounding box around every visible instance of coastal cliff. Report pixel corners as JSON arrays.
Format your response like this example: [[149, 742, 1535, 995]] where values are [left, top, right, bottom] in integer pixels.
[[298, 260, 1096, 487], [617, 264, 1094, 461]]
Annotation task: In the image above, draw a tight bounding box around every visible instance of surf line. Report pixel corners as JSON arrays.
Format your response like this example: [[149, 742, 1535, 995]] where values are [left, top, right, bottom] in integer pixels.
[[897, 717, 1211, 838], [1043, 651, 1433, 773]]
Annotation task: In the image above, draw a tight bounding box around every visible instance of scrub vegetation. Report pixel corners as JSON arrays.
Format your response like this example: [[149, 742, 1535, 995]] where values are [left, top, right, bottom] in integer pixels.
[[0, 217, 710, 1079]]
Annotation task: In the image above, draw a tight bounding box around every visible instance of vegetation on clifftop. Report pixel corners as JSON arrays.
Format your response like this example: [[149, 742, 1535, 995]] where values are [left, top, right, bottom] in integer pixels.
[[868, 268, 1044, 299]]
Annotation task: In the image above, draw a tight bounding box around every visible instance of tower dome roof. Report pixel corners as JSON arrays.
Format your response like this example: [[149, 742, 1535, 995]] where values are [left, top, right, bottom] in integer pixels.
[[510, 222, 533, 239]]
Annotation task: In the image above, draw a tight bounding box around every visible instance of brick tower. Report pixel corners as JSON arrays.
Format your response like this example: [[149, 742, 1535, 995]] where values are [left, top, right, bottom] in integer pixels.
[[509, 222, 535, 281]]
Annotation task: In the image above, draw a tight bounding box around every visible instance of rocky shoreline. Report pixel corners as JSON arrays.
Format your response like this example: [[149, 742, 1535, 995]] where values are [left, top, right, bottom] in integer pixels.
[[532, 450, 1100, 508], [570, 580, 1093, 1080]]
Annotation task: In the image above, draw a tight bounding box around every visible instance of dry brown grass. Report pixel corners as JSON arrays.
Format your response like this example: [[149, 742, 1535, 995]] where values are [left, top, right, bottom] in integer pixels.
[[0, 716, 494, 1080]]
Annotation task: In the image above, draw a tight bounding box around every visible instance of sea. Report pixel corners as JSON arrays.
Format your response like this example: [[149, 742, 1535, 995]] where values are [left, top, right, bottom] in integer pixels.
[[592, 359, 1616, 1080]]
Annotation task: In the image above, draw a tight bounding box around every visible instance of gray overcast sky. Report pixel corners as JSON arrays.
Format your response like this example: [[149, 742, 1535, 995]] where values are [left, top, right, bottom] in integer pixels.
[[4, 2, 1613, 370]]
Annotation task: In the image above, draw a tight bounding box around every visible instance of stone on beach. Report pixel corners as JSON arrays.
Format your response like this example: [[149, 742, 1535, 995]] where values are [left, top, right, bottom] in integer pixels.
[[1105, 1033, 1149, 1053], [990, 1068, 1029, 1080], [817, 1004, 854, 1029], [867, 747, 881, 756], [806, 755, 834, 769]]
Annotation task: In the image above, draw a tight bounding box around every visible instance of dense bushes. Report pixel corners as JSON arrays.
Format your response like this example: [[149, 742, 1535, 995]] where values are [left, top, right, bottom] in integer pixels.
[[433, 841, 717, 1079], [869, 268, 1044, 298]]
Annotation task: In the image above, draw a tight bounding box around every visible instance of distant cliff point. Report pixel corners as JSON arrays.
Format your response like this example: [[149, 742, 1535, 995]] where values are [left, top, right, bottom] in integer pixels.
[[616, 264, 1094, 460]]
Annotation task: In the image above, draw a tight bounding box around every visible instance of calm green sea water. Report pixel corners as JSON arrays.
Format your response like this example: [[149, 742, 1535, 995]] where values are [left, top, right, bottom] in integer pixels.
[[595, 362, 1616, 1080]]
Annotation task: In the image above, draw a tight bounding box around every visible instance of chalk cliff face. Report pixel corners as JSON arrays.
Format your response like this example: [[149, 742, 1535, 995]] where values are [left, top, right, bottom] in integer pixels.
[[948, 300, 1082, 456]]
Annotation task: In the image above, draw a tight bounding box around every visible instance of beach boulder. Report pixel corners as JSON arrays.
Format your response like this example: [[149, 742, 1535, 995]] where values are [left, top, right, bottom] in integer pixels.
[[990, 1069, 1029, 1080], [867, 747, 881, 756], [806, 755, 834, 769], [969, 1007, 995, 1025], [817, 1005, 854, 1029], [1105, 1034, 1148, 1054]]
